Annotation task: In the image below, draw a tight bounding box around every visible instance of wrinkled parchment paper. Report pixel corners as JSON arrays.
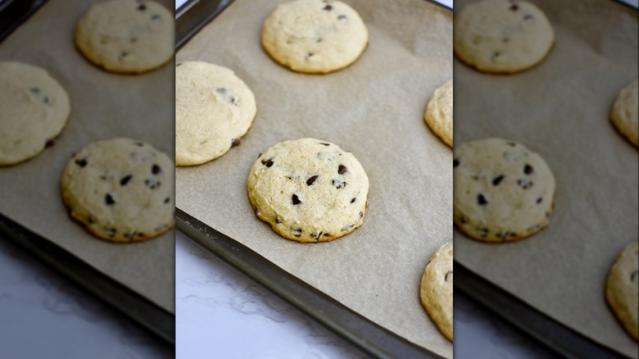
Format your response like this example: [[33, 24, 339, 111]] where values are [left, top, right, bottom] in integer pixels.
[[454, 0, 638, 356], [0, 0, 174, 312], [176, 0, 452, 355]]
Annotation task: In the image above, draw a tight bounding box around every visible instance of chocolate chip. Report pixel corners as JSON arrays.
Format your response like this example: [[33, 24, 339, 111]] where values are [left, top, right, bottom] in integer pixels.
[[337, 14, 347, 21], [292, 194, 302, 205], [536, 197, 543, 204], [306, 175, 318, 186], [492, 51, 501, 60], [137, 4, 146, 10], [292, 228, 302, 237], [257, 152, 263, 158], [315, 232, 323, 240], [459, 216, 467, 224], [479, 227, 489, 237], [509, 3, 519, 10], [30, 87, 40, 94], [136, 142, 144, 147], [231, 138, 241, 147], [152, 164, 161, 175], [453, 158, 460, 168], [105, 194, 115, 205], [43, 96, 50, 104], [517, 178, 534, 189], [45, 139, 55, 148], [477, 193, 488, 205], [507, 142, 516, 147], [350, 197, 356, 204], [306, 52, 315, 59], [163, 197, 170, 204], [87, 217, 95, 224], [332, 179, 346, 189], [275, 217, 281, 224], [145, 178, 161, 189], [502, 37, 510, 43], [107, 227, 116, 236], [444, 271, 453, 282], [492, 175, 505, 186], [262, 158, 274, 167], [523, 14, 533, 20], [338, 164, 348, 175], [323, 4, 332, 10], [120, 175, 132, 186], [359, 211, 364, 218], [524, 164, 534, 175], [216, 87, 227, 94], [75, 158, 88, 168], [120, 51, 129, 58], [316, 38, 323, 43], [631, 270, 638, 282], [319, 142, 330, 146]]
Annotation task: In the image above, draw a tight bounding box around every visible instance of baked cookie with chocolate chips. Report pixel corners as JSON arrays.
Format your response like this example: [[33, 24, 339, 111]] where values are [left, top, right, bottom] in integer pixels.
[[247, 138, 369, 243], [0, 62, 70, 166], [606, 241, 639, 340], [176, 61, 257, 166], [61, 138, 174, 242], [420, 241, 453, 341], [454, 0, 554, 73], [261, 0, 368, 74], [75, 0, 173, 73], [424, 80, 453, 148], [454, 138, 555, 242], [610, 80, 638, 147]]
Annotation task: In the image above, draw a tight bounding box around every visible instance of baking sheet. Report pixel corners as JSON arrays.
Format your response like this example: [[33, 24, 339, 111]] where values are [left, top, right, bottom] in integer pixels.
[[454, 0, 638, 357], [0, 0, 175, 312], [175, 0, 452, 356]]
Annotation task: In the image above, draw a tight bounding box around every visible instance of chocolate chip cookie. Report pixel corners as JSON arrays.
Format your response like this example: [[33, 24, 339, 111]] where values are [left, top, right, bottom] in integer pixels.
[[247, 138, 369, 243], [0, 62, 70, 166], [454, 138, 555, 242], [420, 241, 453, 341], [61, 138, 174, 242], [454, 0, 554, 73], [610, 80, 638, 147], [75, 0, 173, 73], [424, 80, 453, 148], [176, 61, 257, 166], [606, 241, 639, 340], [261, 0, 368, 74]]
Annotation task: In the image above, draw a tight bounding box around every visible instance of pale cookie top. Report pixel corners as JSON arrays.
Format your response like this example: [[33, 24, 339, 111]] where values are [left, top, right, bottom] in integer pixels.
[[420, 241, 453, 341], [176, 61, 257, 166], [261, 0, 368, 73], [454, 138, 555, 242], [610, 80, 638, 147], [75, 0, 173, 73], [425, 80, 453, 147], [454, 0, 554, 73], [606, 241, 639, 340], [0, 62, 70, 165], [248, 138, 369, 243], [61, 138, 174, 242]]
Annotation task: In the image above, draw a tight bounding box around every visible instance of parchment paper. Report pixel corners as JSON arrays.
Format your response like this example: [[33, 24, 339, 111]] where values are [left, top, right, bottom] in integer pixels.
[[0, 0, 175, 312], [454, 0, 638, 356], [176, 0, 452, 356]]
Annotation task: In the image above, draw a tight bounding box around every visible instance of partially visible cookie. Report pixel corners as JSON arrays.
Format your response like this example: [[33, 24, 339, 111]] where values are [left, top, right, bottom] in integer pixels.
[[261, 0, 368, 74], [176, 62, 257, 166], [0, 62, 70, 166], [61, 138, 174, 242], [610, 80, 638, 147], [75, 0, 173, 73], [454, 0, 554, 73], [454, 138, 555, 242], [420, 241, 453, 341], [247, 138, 369, 243], [606, 241, 639, 340], [424, 80, 453, 147]]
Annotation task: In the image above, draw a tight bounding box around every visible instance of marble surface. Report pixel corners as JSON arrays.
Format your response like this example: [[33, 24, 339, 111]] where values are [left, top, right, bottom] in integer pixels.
[[0, 238, 171, 359]]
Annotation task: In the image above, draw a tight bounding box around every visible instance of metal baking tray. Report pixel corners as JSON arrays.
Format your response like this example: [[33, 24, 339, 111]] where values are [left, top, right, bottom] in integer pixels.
[[453, 1, 637, 358], [0, 2, 174, 345], [175, 0, 451, 358]]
